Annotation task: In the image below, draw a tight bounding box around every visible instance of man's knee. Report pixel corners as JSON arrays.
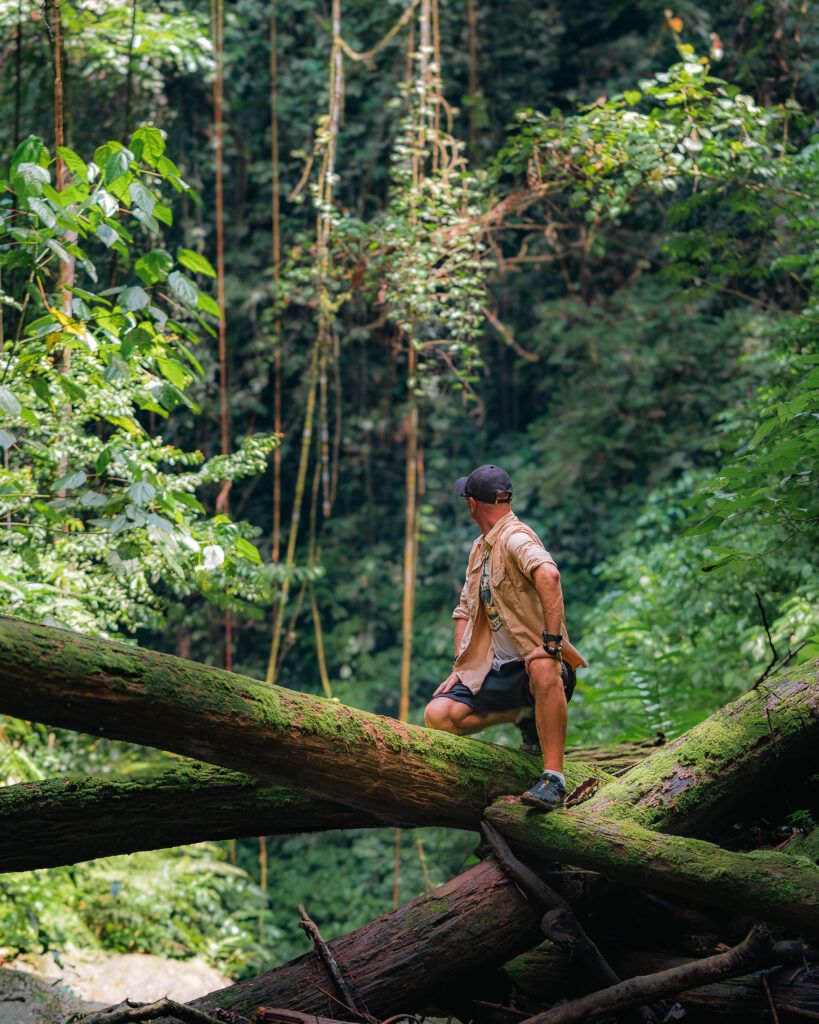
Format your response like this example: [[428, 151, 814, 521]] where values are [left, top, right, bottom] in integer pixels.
[[529, 660, 567, 700], [424, 699, 471, 733]]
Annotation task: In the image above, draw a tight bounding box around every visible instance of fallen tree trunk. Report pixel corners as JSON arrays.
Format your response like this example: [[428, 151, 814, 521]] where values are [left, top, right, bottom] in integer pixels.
[[0, 616, 600, 829], [187, 859, 542, 1021], [1, 615, 816, 935], [0, 615, 815, 842], [586, 657, 819, 836], [486, 798, 819, 932], [0, 762, 380, 873]]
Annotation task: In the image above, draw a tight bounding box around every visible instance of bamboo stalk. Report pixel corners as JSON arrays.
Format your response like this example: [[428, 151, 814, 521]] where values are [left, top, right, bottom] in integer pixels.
[[210, 0, 232, 671], [270, 0, 282, 564]]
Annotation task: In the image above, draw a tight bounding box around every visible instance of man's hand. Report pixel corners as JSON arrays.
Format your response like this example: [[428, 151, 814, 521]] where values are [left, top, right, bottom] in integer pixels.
[[524, 645, 562, 674], [433, 671, 460, 697]]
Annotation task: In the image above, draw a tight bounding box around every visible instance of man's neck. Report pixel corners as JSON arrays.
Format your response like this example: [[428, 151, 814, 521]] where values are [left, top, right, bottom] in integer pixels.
[[476, 505, 512, 537]]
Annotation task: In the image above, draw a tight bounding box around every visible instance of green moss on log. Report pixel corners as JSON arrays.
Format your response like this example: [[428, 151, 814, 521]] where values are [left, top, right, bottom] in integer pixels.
[[0, 616, 606, 831], [487, 799, 819, 932], [0, 761, 383, 873], [586, 659, 819, 835]]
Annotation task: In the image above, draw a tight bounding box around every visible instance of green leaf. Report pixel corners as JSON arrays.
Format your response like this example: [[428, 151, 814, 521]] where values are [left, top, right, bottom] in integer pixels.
[[156, 154, 185, 190], [0, 428, 16, 450], [197, 292, 222, 319], [132, 207, 160, 233], [27, 196, 57, 229], [120, 285, 151, 311], [623, 90, 642, 105], [106, 414, 144, 435], [684, 513, 724, 537], [103, 147, 134, 186], [129, 181, 156, 214], [235, 537, 262, 564], [120, 325, 153, 359], [95, 447, 114, 474], [127, 481, 157, 506], [53, 470, 87, 491], [96, 223, 119, 248], [0, 386, 22, 417], [57, 376, 87, 402], [57, 146, 88, 182], [11, 136, 46, 174], [153, 202, 173, 226], [44, 237, 72, 264], [749, 417, 779, 447], [130, 126, 165, 167], [168, 270, 199, 307], [156, 357, 189, 389], [177, 248, 216, 278], [31, 378, 52, 406], [135, 249, 173, 285]]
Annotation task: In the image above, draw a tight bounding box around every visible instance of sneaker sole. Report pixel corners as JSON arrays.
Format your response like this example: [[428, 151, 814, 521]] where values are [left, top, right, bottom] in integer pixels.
[[520, 792, 564, 811]]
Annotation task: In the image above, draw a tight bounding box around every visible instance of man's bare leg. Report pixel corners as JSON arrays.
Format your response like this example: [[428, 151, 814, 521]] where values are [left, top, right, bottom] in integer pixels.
[[424, 698, 520, 736], [528, 658, 568, 774]]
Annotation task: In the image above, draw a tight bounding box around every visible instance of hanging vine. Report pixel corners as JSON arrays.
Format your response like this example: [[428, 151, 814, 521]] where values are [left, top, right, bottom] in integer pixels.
[[266, 0, 344, 686]]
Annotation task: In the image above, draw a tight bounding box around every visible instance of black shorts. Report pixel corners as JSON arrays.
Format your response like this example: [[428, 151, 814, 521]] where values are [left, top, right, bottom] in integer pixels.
[[431, 659, 575, 716]]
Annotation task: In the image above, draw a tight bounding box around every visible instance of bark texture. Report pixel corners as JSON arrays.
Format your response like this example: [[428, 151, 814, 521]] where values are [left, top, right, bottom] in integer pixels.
[[0, 616, 601, 829], [585, 658, 819, 835], [486, 798, 819, 931], [0, 762, 379, 873], [190, 859, 541, 1020]]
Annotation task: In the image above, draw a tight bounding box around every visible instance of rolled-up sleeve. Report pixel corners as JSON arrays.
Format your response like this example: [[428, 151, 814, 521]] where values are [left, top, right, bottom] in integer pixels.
[[506, 530, 557, 580], [452, 581, 470, 621]]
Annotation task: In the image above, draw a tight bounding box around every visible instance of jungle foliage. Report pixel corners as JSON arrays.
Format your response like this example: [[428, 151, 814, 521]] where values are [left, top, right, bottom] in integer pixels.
[[0, 0, 816, 982]]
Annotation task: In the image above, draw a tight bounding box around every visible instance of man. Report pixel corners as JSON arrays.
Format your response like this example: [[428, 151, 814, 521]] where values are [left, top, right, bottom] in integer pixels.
[[424, 464, 586, 811]]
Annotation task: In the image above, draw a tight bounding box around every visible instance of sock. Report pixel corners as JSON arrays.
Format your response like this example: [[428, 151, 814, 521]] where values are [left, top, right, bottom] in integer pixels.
[[542, 769, 566, 786]]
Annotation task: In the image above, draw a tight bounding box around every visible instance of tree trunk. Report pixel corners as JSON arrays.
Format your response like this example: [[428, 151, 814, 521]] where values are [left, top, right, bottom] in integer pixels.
[[0, 616, 600, 829], [0, 762, 380, 873], [486, 798, 819, 931], [1, 615, 817, 930], [188, 859, 542, 1021], [586, 658, 819, 836]]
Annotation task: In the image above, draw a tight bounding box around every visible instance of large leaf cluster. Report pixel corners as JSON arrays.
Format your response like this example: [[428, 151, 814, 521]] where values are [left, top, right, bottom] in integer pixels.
[[0, 130, 283, 635]]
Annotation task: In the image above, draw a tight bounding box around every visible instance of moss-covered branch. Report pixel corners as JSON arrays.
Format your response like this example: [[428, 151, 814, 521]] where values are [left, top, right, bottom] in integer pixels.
[[486, 799, 819, 932], [0, 616, 601, 829], [584, 658, 819, 835], [0, 762, 382, 873]]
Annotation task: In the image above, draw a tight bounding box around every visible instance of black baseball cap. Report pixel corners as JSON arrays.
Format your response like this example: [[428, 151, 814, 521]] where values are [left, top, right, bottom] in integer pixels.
[[455, 464, 513, 503]]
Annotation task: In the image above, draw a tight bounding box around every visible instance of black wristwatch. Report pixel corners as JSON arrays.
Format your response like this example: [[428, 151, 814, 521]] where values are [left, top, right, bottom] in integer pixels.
[[542, 631, 563, 659]]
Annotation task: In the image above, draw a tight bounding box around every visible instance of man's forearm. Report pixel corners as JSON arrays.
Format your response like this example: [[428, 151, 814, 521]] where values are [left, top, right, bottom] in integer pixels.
[[454, 617, 467, 657], [532, 563, 564, 637]]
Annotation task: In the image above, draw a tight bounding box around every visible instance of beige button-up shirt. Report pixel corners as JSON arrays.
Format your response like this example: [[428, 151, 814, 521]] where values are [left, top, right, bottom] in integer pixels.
[[451, 511, 583, 693]]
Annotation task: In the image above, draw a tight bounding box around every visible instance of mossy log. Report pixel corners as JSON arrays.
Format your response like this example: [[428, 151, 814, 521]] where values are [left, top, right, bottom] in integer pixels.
[[0, 762, 380, 873], [186, 859, 542, 1021], [0, 616, 601, 830], [485, 798, 819, 932], [583, 658, 819, 836]]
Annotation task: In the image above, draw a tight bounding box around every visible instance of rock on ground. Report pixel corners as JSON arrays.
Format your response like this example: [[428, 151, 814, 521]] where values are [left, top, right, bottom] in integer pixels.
[[1, 949, 231, 1023]]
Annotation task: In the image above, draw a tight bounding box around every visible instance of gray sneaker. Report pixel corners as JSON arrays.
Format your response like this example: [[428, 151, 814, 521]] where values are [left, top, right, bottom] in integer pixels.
[[521, 771, 567, 812]]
